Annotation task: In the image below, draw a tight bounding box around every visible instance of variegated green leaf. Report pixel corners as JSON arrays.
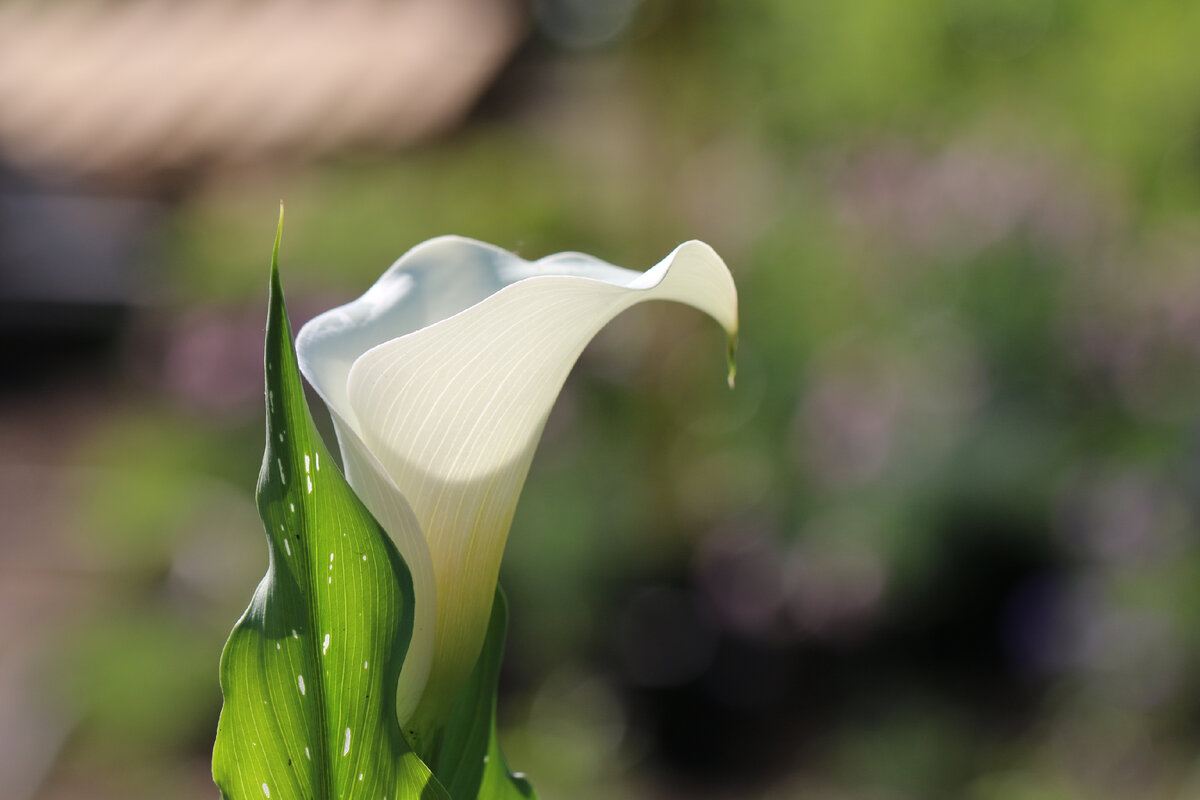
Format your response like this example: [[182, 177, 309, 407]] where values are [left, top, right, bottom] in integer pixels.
[[212, 214, 449, 800]]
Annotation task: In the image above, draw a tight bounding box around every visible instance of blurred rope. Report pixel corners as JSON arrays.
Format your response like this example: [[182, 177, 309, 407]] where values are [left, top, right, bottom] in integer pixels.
[[0, 0, 526, 178]]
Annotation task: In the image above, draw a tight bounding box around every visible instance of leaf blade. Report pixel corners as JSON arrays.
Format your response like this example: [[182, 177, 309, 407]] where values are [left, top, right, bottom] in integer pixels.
[[212, 214, 449, 800], [429, 588, 536, 800]]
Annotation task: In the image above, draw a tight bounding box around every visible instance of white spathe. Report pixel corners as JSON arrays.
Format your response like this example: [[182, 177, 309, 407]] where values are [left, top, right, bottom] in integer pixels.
[[296, 236, 738, 734]]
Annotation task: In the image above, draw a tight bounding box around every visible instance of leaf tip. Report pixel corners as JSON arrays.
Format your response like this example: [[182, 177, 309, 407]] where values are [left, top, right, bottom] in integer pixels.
[[271, 203, 285, 280]]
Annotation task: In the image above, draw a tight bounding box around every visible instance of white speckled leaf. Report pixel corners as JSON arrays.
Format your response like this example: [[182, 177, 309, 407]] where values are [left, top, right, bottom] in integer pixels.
[[212, 217, 450, 800]]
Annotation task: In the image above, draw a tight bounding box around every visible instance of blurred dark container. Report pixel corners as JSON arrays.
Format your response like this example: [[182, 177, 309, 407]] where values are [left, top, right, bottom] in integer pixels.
[[0, 166, 163, 389]]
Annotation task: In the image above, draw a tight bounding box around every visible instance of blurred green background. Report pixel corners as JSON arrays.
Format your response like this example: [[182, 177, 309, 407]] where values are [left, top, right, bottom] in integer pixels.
[[3, 1, 1200, 798]]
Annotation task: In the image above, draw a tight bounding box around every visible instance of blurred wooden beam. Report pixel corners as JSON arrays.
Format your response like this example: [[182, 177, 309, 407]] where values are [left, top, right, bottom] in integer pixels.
[[0, 0, 527, 178]]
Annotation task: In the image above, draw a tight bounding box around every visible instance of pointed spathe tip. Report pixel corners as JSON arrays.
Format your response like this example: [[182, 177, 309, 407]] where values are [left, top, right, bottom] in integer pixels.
[[726, 332, 738, 390]]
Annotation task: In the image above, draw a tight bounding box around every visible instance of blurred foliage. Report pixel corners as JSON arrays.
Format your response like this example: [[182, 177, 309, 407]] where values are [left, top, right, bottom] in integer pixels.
[[21, 1, 1200, 798]]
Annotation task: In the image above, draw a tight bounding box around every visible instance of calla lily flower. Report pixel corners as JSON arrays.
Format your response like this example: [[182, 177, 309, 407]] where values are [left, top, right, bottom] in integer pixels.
[[295, 236, 738, 738]]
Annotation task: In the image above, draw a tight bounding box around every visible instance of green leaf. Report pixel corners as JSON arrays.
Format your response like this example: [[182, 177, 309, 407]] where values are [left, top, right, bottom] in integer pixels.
[[212, 212, 450, 800], [427, 588, 536, 800]]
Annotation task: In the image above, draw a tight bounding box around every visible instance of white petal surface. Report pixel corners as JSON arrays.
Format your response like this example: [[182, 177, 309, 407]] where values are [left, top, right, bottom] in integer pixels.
[[298, 237, 524, 728], [297, 237, 737, 731]]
